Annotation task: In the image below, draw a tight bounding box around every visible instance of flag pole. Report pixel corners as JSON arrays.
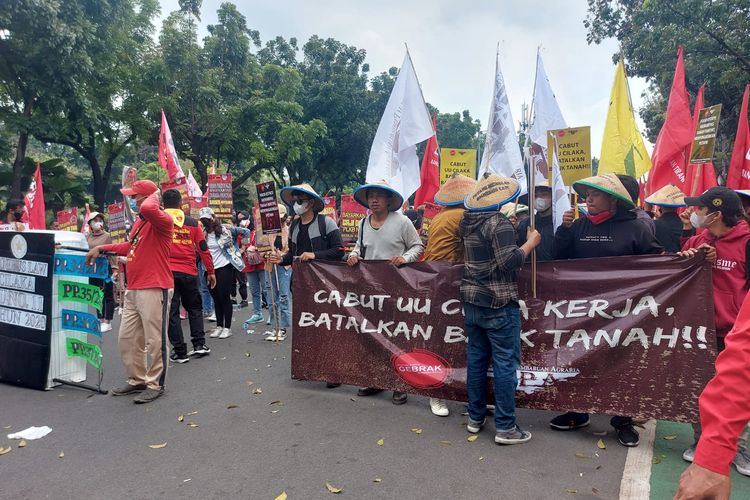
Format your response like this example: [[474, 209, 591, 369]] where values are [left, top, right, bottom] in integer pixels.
[[527, 48, 542, 299], [404, 44, 432, 126]]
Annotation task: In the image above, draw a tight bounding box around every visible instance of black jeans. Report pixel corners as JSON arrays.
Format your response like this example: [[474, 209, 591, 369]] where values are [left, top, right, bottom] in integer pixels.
[[90, 278, 115, 321], [168, 271, 205, 355], [231, 267, 248, 302], [210, 264, 235, 328]]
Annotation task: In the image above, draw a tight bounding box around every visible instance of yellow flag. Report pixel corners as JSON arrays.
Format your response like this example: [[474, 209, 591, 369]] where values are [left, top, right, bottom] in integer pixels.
[[599, 58, 652, 178]]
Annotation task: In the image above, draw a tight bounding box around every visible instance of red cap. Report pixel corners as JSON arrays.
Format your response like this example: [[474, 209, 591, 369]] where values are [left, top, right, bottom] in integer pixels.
[[121, 180, 158, 197]]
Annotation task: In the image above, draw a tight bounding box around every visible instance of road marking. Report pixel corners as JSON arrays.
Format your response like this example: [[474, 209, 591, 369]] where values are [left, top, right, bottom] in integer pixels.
[[619, 419, 656, 500]]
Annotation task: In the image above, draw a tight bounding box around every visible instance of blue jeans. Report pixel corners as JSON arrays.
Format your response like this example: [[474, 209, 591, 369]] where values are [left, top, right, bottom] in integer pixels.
[[197, 261, 213, 314], [465, 302, 521, 431], [268, 266, 291, 328], [247, 270, 267, 316]]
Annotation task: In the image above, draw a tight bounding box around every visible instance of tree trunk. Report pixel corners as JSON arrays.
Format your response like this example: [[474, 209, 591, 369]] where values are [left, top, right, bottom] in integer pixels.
[[190, 155, 207, 192], [11, 99, 33, 199], [90, 156, 105, 211]]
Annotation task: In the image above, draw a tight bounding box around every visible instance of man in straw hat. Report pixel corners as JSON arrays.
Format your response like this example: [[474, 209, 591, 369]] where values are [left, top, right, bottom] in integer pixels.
[[551, 172, 662, 446], [517, 185, 554, 261], [644, 183, 687, 253], [421, 173, 477, 417], [677, 186, 750, 470], [347, 180, 424, 405], [500, 203, 529, 229], [461, 173, 541, 445]]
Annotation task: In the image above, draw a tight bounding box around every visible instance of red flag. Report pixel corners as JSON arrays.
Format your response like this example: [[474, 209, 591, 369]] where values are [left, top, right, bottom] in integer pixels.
[[159, 110, 185, 181], [24, 163, 45, 229], [685, 85, 718, 195], [727, 84, 750, 190], [645, 47, 693, 195], [413, 114, 440, 207]]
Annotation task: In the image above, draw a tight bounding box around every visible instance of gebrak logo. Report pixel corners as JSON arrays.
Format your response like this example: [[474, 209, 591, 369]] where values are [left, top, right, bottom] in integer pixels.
[[391, 349, 453, 389]]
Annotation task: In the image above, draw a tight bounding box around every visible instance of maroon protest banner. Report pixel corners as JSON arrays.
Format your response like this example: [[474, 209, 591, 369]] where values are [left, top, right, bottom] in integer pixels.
[[207, 173, 233, 220], [339, 194, 368, 244], [107, 202, 127, 243], [322, 196, 338, 224], [291, 255, 716, 423], [256, 180, 281, 235], [161, 176, 190, 213], [252, 201, 272, 253], [189, 195, 208, 220], [56, 208, 78, 231], [419, 202, 443, 244]]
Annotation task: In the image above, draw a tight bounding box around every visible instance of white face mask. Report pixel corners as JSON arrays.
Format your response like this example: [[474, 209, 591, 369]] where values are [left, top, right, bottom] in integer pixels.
[[690, 212, 713, 229], [534, 198, 551, 212], [91, 221, 103, 231], [293, 200, 310, 215]]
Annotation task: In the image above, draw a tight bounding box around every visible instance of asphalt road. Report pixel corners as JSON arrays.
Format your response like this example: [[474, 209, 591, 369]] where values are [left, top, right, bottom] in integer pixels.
[[1, 312, 629, 499]]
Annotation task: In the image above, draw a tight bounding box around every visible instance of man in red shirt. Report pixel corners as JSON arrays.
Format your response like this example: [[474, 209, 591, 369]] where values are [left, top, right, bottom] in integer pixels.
[[162, 189, 216, 364], [86, 180, 174, 404]]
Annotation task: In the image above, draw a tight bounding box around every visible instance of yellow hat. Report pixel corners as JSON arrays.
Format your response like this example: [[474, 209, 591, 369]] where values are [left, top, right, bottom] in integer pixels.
[[645, 184, 686, 207], [464, 172, 521, 212], [573, 173, 633, 206], [434, 174, 477, 206]]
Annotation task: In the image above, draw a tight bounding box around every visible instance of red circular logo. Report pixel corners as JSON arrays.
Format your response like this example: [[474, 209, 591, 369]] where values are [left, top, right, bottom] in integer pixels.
[[391, 349, 452, 389]]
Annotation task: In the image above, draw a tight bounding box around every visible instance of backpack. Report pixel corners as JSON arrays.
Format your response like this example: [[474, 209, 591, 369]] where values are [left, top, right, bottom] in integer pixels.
[[290, 214, 330, 252]]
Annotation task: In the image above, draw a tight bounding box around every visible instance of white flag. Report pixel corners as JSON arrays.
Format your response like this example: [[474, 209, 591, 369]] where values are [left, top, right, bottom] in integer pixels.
[[550, 146, 572, 231], [187, 171, 203, 197], [528, 50, 567, 187], [366, 50, 434, 201], [479, 52, 527, 195]]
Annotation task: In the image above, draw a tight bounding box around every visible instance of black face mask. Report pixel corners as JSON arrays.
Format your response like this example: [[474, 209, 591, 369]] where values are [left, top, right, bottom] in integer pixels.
[[12, 211, 24, 221]]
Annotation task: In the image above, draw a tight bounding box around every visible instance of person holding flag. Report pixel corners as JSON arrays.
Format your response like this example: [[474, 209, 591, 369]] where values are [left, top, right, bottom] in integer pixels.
[[516, 186, 554, 260]]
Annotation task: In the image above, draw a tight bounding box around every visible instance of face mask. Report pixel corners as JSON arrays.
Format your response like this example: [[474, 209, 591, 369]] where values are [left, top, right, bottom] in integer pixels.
[[293, 201, 310, 215], [534, 198, 551, 211], [239, 219, 250, 228], [690, 212, 714, 229], [91, 222, 103, 231], [13, 210, 24, 221]]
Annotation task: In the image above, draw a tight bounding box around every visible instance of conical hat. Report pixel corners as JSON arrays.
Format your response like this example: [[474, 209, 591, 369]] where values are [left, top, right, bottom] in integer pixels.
[[500, 203, 529, 218], [464, 172, 520, 212], [645, 183, 686, 207], [280, 183, 325, 212], [434, 174, 477, 206], [735, 190, 750, 201], [573, 173, 633, 206], [353, 180, 404, 212]]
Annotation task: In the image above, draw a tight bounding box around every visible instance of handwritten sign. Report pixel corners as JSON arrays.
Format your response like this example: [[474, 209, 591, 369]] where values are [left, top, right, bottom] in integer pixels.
[[66, 337, 102, 369], [58, 280, 103, 312], [61, 309, 101, 337]]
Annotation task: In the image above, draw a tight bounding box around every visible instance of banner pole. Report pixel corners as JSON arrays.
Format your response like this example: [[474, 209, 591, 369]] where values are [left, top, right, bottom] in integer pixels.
[[528, 149, 537, 299], [690, 164, 703, 196]]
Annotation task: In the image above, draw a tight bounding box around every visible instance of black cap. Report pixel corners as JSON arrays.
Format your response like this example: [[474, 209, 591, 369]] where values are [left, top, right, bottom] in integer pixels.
[[684, 186, 743, 216]]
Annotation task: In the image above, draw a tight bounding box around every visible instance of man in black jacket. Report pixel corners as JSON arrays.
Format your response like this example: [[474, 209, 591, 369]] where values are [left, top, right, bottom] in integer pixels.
[[645, 183, 687, 253], [517, 186, 554, 261]]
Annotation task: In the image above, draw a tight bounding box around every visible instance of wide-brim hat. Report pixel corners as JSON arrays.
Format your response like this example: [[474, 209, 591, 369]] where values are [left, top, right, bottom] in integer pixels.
[[280, 183, 325, 212], [434, 174, 477, 206], [735, 190, 750, 201], [353, 180, 404, 212], [573, 173, 634, 206], [500, 203, 529, 218], [87, 211, 103, 223], [645, 183, 686, 207], [464, 173, 521, 212]]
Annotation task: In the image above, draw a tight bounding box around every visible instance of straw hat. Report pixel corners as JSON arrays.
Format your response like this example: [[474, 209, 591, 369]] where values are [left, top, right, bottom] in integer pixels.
[[353, 180, 404, 212], [573, 173, 634, 206], [280, 183, 325, 212], [645, 184, 686, 207], [500, 203, 529, 218], [434, 173, 477, 206], [464, 172, 521, 212]]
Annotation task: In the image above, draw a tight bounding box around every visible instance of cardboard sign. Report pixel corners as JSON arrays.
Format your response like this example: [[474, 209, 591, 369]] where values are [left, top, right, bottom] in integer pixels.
[[161, 177, 191, 213], [322, 196, 338, 224], [107, 202, 127, 243], [256, 181, 281, 235], [690, 104, 722, 164], [56, 208, 78, 231], [547, 126, 592, 185], [440, 148, 477, 185], [207, 173, 233, 220], [339, 194, 368, 244]]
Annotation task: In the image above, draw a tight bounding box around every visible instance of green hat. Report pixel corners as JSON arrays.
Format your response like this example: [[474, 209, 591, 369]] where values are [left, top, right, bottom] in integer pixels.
[[573, 173, 634, 206]]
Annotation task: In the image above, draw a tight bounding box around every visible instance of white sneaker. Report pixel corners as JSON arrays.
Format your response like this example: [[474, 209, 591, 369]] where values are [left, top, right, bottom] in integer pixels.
[[206, 312, 216, 322], [100, 323, 113, 333], [208, 326, 222, 338], [218, 327, 233, 339], [430, 398, 449, 417]]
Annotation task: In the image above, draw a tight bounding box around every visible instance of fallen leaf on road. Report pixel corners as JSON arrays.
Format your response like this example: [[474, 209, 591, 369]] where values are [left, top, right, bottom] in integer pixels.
[[479, 456, 485, 460], [575, 452, 592, 459], [653, 456, 662, 464], [178, 415, 184, 422], [183, 479, 191, 483], [2, 425, 10, 429], [271, 410, 280, 414], [220, 357, 227, 360], [253, 388, 263, 395], [597, 439, 606, 449], [377, 438, 384, 447], [227, 404, 239, 409], [439, 440, 452, 445], [246, 380, 254, 386], [593, 431, 607, 436], [245, 352, 251, 357], [187, 411, 198, 416], [187, 422, 199, 428], [596, 465, 602, 470], [565, 489, 578, 494], [18, 440, 26, 448], [373, 478, 382, 483], [467, 435, 478, 443], [275, 492, 287, 500], [349, 398, 356, 402], [663, 435, 677, 440], [269, 400, 282, 405], [411, 428, 423, 434], [58, 450, 64, 458], [0, 446, 11, 456], [325, 482, 343, 494], [148, 442, 167, 449]]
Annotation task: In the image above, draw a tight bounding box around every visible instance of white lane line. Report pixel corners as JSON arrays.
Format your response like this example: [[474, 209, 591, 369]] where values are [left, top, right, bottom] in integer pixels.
[[619, 419, 657, 500]]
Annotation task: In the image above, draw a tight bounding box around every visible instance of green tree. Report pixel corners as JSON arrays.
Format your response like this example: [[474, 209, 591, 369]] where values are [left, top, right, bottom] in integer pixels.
[[584, 0, 750, 178]]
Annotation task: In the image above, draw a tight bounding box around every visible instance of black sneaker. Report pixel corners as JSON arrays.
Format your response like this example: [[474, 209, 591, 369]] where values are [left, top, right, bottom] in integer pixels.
[[392, 391, 408, 405], [110, 383, 146, 396], [239, 300, 249, 308], [357, 387, 384, 397], [549, 411, 590, 430], [326, 383, 341, 389], [614, 423, 640, 447], [134, 388, 164, 404], [170, 352, 189, 364], [189, 344, 211, 356]]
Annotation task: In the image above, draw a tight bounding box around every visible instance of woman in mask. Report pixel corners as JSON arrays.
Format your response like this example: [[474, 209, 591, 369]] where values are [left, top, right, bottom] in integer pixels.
[[86, 212, 117, 332], [198, 207, 250, 339]]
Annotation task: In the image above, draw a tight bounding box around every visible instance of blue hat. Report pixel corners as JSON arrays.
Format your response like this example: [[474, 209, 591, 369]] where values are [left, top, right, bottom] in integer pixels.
[[353, 180, 404, 212], [280, 183, 325, 212]]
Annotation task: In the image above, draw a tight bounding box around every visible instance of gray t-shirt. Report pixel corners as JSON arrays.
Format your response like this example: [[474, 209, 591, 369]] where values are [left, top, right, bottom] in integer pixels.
[[350, 212, 424, 262]]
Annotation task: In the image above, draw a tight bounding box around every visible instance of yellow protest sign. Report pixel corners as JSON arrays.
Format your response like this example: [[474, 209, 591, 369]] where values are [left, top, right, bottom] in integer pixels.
[[440, 148, 476, 184], [546, 126, 591, 185]]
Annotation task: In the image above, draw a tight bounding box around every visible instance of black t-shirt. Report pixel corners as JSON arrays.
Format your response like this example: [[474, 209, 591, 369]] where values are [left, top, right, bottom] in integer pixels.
[[296, 221, 313, 254]]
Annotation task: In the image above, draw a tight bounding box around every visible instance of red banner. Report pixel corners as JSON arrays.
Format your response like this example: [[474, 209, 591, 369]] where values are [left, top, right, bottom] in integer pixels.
[[419, 202, 443, 244], [207, 173, 233, 220], [188, 196, 208, 220], [161, 176, 191, 213], [291, 256, 716, 423], [322, 196, 338, 224], [339, 194, 368, 244], [107, 202, 127, 243], [56, 208, 78, 231]]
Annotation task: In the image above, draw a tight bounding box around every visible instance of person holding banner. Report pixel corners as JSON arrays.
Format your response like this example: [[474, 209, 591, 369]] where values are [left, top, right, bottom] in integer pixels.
[[422, 173, 477, 417], [551, 173, 662, 446], [86, 180, 174, 404], [85, 212, 116, 333], [347, 180, 423, 405], [261, 204, 292, 341], [517, 186, 554, 261], [198, 207, 250, 339]]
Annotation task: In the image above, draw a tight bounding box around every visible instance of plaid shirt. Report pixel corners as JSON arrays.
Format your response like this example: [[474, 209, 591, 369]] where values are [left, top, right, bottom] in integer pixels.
[[459, 211, 525, 308]]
